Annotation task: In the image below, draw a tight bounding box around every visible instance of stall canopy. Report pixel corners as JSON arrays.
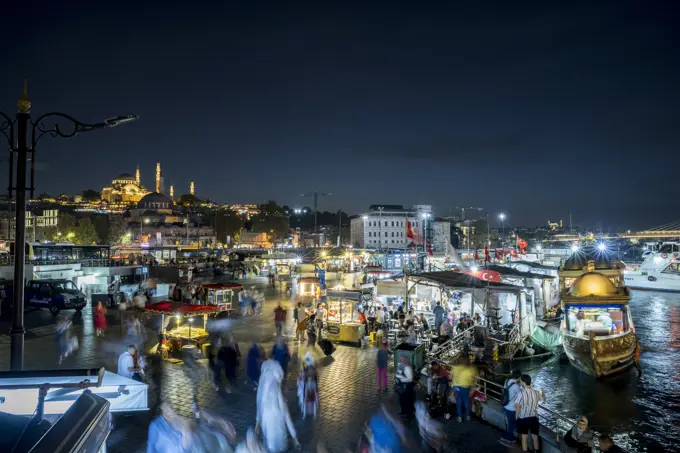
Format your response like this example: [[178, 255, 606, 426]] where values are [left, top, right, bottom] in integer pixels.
[[410, 271, 523, 292], [376, 280, 407, 297], [201, 282, 243, 290], [145, 301, 223, 317], [482, 265, 556, 280], [0, 370, 147, 415], [506, 260, 558, 271]]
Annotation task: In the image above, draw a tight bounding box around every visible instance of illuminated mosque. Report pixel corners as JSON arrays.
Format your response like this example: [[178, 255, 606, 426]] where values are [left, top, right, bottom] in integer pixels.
[[101, 166, 149, 204]]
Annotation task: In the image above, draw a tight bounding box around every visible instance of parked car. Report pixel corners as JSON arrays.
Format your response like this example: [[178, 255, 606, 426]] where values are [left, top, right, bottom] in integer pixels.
[[25, 279, 86, 315]]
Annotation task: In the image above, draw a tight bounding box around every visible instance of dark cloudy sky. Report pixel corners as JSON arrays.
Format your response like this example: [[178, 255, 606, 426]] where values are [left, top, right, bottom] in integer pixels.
[[0, 1, 678, 230]]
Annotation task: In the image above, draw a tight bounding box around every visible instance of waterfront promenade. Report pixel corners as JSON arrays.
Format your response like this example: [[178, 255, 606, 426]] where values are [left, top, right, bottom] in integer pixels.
[[0, 277, 516, 452]]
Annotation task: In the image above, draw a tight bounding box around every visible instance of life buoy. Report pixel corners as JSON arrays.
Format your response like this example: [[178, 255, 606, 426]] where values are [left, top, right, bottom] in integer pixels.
[[661, 253, 668, 259]]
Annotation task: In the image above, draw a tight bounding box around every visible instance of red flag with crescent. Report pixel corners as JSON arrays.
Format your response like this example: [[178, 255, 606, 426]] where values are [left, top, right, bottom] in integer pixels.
[[406, 218, 416, 240], [510, 248, 519, 258], [495, 248, 503, 260], [517, 236, 528, 255]]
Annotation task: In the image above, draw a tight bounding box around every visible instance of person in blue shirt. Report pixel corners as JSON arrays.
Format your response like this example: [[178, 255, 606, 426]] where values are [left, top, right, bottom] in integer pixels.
[[271, 337, 290, 378], [147, 403, 191, 453], [432, 302, 445, 333]]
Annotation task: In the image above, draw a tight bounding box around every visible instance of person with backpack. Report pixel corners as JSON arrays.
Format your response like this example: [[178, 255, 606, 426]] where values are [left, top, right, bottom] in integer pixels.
[[499, 370, 521, 447]]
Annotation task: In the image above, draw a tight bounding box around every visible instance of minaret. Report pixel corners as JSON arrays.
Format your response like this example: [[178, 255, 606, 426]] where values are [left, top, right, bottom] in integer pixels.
[[155, 163, 161, 193], [190, 181, 195, 196], [135, 166, 140, 185], [170, 185, 174, 201]]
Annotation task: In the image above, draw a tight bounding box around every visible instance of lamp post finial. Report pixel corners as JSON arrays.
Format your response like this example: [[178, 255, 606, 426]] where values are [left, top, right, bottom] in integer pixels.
[[17, 79, 31, 113]]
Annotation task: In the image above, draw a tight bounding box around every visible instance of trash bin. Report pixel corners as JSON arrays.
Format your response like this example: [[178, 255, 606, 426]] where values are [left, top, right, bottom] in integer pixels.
[[393, 342, 426, 372]]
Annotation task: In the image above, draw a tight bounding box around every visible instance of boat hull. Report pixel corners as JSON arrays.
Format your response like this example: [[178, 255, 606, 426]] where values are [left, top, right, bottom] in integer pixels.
[[624, 271, 680, 292], [562, 330, 636, 378]]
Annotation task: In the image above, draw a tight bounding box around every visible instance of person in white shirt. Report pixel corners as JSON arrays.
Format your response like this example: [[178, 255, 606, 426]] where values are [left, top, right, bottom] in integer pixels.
[[118, 345, 142, 381], [395, 356, 415, 417], [315, 304, 326, 338], [500, 371, 521, 446], [375, 307, 385, 331]]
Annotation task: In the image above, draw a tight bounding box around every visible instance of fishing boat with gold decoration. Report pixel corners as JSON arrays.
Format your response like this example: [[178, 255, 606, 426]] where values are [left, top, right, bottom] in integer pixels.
[[560, 266, 637, 378]]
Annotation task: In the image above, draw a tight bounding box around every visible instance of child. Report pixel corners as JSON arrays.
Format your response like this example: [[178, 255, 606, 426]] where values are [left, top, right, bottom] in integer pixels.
[[376, 339, 389, 392]]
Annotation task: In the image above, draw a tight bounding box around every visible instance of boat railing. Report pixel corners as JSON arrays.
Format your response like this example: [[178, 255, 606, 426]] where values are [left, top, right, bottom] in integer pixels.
[[427, 326, 474, 362], [474, 376, 631, 452]]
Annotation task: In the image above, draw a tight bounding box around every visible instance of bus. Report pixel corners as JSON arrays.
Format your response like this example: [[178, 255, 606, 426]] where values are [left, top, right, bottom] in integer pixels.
[[5, 242, 111, 262]]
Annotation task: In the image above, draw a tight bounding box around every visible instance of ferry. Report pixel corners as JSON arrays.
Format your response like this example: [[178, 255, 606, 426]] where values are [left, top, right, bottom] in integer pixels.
[[624, 242, 680, 291], [560, 266, 637, 377]]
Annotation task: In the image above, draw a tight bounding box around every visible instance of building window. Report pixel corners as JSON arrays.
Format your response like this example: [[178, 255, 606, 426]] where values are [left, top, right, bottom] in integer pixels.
[[391, 232, 394, 237], [385, 221, 388, 227], [384, 232, 387, 237], [391, 221, 394, 227]]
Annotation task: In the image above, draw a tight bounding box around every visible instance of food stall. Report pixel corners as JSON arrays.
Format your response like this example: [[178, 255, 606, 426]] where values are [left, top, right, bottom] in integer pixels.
[[324, 290, 365, 346], [297, 277, 322, 306], [145, 301, 223, 360], [200, 282, 242, 313]]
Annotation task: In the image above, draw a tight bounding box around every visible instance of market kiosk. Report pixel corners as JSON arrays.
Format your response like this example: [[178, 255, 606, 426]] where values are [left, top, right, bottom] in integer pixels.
[[145, 301, 223, 360], [297, 277, 322, 306], [200, 282, 242, 313], [324, 290, 365, 346]]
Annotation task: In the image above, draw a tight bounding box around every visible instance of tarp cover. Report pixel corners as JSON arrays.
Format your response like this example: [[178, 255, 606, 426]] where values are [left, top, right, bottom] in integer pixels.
[[530, 326, 563, 351], [0, 371, 148, 415]]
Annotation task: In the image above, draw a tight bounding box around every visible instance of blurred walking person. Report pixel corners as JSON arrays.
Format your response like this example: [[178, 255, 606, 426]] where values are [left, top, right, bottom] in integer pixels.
[[297, 351, 319, 419], [234, 428, 267, 453], [376, 338, 389, 392], [271, 336, 291, 379], [274, 303, 286, 337], [415, 401, 445, 452], [94, 301, 108, 336], [246, 341, 264, 391], [367, 405, 407, 453], [182, 345, 202, 419], [452, 356, 477, 422], [55, 316, 73, 365], [395, 356, 415, 418], [256, 360, 300, 452], [219, 335, 241, 394], [147, 402, 192, 453]]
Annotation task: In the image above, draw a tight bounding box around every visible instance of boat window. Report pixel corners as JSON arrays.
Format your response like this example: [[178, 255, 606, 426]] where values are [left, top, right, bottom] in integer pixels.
[[658, 244, 676, 253], [565, 306, 627, 336], [662, 263, 680, 274]]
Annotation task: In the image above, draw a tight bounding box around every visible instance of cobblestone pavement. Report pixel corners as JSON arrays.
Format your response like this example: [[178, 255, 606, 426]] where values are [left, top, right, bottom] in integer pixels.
[[1, 277, 515, 452]]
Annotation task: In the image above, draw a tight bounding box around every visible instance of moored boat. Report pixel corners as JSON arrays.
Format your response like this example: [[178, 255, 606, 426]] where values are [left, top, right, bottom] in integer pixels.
[[560, 270, 636, 377]]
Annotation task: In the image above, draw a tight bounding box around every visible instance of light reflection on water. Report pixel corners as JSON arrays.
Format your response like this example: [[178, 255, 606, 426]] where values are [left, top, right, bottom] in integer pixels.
[[532, 290, 680, 452]]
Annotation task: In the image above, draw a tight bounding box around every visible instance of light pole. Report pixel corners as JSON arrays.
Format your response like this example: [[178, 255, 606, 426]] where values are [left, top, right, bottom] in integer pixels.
[[499, 213, 506, 246], [0, 81, 136, 370], [301, 192, 330, 247], [141, 218, 150, 239], [378, 206, 384, 252]]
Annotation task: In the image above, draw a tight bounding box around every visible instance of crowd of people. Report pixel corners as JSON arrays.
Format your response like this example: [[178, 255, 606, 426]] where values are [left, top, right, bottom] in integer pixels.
[[57, 271, 631, 453]]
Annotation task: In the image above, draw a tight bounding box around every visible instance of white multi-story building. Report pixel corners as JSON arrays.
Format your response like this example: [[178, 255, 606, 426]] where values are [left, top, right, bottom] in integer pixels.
[[26, 209, 59, 228], [350, 205, 415, 249], [431, 220, 452, 253]]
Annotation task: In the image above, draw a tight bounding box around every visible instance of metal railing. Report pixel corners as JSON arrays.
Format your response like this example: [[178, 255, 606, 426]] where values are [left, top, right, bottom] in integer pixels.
[[474, 376, 631, 452], [428, 326, 474, 362]]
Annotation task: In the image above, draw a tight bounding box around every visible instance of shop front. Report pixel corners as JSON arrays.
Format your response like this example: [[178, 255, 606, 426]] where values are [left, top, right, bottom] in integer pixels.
[[200, 282, 242, 313]]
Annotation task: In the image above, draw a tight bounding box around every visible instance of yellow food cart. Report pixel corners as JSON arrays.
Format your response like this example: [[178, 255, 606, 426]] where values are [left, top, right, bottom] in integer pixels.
[[324, 290, 365, 346]]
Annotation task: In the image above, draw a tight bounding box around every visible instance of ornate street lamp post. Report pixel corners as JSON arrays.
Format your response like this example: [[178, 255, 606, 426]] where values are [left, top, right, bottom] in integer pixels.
[[0, 81, 136, 370]]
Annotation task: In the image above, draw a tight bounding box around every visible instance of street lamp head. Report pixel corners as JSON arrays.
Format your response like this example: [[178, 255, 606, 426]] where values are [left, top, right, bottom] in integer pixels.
[[144, 218, 150, 224], [362, 215, 368, 220], [499, 213, 506, 221], [104, 115, 138, 128]]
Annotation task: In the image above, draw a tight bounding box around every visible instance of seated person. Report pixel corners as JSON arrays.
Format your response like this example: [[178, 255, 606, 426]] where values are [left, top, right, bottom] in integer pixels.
[[427, 361, 451, 398], [439, 320, 453, 339], [562, 415, 594, 453]]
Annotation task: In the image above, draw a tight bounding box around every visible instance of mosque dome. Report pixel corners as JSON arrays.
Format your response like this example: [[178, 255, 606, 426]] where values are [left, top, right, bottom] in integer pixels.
[[569, 272, 617, 297], [563, 254, 586, 271], [115, 173, 136, 181], [137, 192, 172, 210]]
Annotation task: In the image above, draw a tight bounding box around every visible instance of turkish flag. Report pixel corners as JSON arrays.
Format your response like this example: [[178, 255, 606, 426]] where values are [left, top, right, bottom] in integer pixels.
[[406, 218, 415, 240], [466, 269, 502, 283], [484, 243, 490, 262], [510, 248, 519, 258], [495, 248, 503, 260], [473, 248, 479, 260]]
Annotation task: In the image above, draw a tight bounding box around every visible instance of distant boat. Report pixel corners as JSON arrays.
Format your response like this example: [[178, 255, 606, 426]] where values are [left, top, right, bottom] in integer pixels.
[[624, 242, 680, 292]]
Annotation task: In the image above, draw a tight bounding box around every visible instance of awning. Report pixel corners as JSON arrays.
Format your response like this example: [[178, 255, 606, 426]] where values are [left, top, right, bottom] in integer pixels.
[[145, 301, 223, 316], [409, 271, 523, 292], [483, 265, 556, 280]]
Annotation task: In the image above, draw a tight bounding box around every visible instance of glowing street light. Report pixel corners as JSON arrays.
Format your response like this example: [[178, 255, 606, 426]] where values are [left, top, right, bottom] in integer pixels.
[[571, 244, 579, 253], [597, 242, 607, 252]]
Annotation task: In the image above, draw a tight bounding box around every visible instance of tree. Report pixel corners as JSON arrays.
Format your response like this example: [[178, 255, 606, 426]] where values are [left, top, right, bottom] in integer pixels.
[[49, 213, 99, 244], [81, 189, 101, 202], [214, 210, 245, 245], [92, 214, 128, 245]]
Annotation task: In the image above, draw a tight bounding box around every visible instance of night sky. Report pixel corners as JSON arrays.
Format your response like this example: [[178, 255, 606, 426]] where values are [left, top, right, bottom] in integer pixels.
[[0, 1, 678, 230]]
